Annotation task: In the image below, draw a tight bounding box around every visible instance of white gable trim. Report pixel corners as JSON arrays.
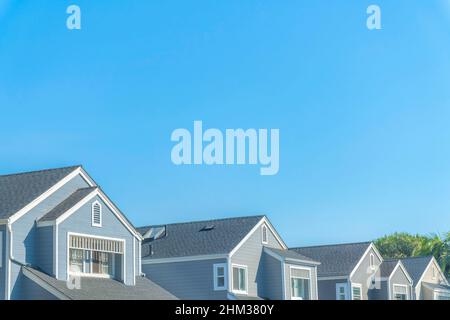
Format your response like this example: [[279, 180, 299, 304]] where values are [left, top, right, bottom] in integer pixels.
[[263, 247, 320, 265], [38, 188, 142, 240], [389, 260, 413, 284], [349, 243, 383, 280], [415, 257, 449, 290], [8, 167, 95, 225], [22, 268, 69, 300], [229, 216, 287, 257]]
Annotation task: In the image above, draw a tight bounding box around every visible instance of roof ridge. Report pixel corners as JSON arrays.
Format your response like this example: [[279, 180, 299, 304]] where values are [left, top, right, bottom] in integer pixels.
[[401, 255, 434, 260], [138, 214, 266, 229], [0, 165, 81, 178], [291, 241, 372, 250]]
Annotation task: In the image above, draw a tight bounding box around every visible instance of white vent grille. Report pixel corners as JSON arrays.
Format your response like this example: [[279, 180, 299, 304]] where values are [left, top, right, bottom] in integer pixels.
[[92, 201, 102, 226], [69, 235, 123, 254]]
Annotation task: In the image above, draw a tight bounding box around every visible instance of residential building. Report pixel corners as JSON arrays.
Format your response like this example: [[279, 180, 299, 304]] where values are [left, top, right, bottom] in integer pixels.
[[0, 166, 176, 300], [401, 256, 450, 300], [139, 216, 320, 300]]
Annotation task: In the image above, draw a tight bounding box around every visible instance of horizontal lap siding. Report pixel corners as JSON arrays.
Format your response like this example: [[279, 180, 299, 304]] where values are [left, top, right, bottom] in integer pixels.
[[284, 262, 318, 300], [317, 279, 347, 300], [58, 195, 137, 285], [261, 252, 282, 299], [142, 259, 228, 300], [231, 222, 284, 298], [389, 266, 412, 300], [37, 226, 54, 276], [350, 247, 382, 300], [9, 174, 89, 300]]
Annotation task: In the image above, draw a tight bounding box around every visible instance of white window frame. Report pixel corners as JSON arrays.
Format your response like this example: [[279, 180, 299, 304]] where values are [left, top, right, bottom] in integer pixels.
[[91, 200, 102, 227], [261, 225, 268, 244], [231, 264, 248, 295], [213, 263, 227, 291], [67, 232, 125, 281], [351, 283, 363, 300], [336, 283, 348, 300], [392, 284, 409, 300], [289, 266, 313, 300]]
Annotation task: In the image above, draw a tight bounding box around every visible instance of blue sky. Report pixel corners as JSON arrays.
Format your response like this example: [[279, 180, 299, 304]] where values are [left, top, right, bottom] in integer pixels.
[[1, 0, 450, 246]]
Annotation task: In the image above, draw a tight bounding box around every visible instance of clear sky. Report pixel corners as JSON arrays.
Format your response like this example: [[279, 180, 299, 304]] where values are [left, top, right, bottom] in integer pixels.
[[1, 0, 450, 246]]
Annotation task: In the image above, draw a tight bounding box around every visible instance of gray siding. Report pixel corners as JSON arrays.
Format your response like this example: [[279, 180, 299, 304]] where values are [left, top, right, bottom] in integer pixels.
[[416, 260, 445, 299], [9, 174, 89, 300], [349, 247, 382, 300], [37, 226, 54, 276], [0, 225, 5, 299], [230, 222, 284, 297], [142, 258, 228, 300], [389, 266, 412, 300], [58, 195, 138, 285], [261, 252, 283, 299], [284, 262, 318, 300], [20, 274, 58, 300], [317, 279, 348, 300]]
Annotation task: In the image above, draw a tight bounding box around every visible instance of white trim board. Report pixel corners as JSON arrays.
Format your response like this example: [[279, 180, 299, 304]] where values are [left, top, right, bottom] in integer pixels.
[[8, 167, 94, 225], [349, 243, 383, 280], [263, 247, 320, 266], [142, 254, 228, 265], [37, 188, 142, 240], [229, 216, 287, 257]]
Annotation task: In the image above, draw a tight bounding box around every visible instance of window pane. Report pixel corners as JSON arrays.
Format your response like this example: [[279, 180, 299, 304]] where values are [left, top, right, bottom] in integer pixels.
[[69, 249, 84, 273], [292, 278, 310, 300], [217, 276, 225, 288], [232, 268, 240, 291], [239, 268, 246, 291], [217, 267, 224, 277]]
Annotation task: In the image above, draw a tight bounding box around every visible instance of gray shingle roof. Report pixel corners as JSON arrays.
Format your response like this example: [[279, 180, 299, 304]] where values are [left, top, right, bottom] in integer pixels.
[[23, 266, 178, 300], [401, 256, 433, 285], [264, 247, 320, 264], [38, 187, 97, 222], [138, 215, 265, 259], [0, 166, 81, 220], [291, 242, 372, 277], [380, 259, 400, 278]]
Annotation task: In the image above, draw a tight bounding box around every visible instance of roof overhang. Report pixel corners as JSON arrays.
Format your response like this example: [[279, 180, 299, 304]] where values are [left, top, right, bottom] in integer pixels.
[[263, 247, 321, 266]]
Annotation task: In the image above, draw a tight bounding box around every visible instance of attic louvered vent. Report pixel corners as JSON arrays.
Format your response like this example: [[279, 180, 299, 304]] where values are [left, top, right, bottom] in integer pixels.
[[92, 201, 102, 227], [201, 224, 215, 231]]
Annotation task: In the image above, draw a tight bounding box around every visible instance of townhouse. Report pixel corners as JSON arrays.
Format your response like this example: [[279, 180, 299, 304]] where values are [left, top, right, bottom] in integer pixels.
[[401, 256, 450, 300], [0, 166, 176, 300], [291, 242, 385, 300], [138, 216, 320, 300]]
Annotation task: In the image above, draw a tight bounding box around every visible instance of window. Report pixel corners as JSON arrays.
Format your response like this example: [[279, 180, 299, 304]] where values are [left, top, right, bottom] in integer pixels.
[[261, 225, 268, 244], [336, 283, 348, 300], [68, 234, 123, 279], [393, 284, 408, 300], [232, 265, 248, 294], [352, 284, 362, 300], [432, 266, 436, 280], [92, 201, 102, 227], [369, 253, 375, 270], [213, 264, 227, 291], [290, 267, 311, 300]]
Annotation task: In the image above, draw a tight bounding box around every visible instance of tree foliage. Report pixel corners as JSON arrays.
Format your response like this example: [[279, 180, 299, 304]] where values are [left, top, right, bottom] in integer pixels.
[[375, 232, 450, 279]]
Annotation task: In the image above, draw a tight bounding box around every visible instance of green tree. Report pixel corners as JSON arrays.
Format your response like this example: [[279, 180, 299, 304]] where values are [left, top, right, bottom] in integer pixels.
[[375, 232, 450, 279]]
